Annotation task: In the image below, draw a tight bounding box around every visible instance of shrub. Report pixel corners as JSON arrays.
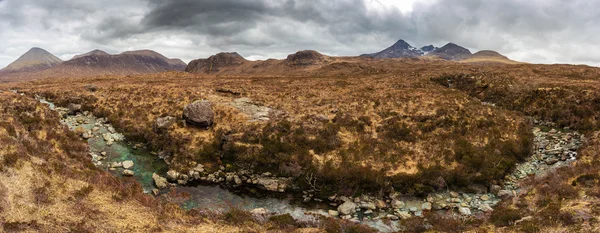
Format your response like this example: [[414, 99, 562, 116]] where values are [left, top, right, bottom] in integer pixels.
[[490, 205, 522, 227], [268, 214, 299, 229], [222, 208, 255, 225]]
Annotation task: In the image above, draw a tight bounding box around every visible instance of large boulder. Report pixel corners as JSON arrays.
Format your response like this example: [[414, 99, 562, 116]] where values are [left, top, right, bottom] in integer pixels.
[[337, 201, 358, 215], [182, 100, 214, 128]]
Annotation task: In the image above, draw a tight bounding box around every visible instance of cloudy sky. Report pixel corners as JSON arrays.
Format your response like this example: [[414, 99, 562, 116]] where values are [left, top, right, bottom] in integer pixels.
[[0, 0, 599, 67]]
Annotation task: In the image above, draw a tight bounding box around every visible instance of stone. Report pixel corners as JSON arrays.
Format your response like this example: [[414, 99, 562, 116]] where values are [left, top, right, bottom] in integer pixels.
[[480, 194, 490, 201], [375, 199, 387, 209], [360, 202, 377, 210], [82, 132, 92, 139], [152, 173, 168, 189], [152, 189, 160, 196], [100, 151, 107, 156], [497, 190, 514, 200], [459, 207, 472, 215], [182, 100, 214, 128], [92, 126, 100, 132], [546, 158, 559, 165], [122, 169, 135, 176], [337, 201, 358, 215], [450, 191, 459, 198], [396, 211, 411, 220], [106, 140, 113, 146], [364, 210, 374, 215], [490, 185, 502, 194], [250, 208, 269, 216], [68, 103, 82, 115], [110, 162, 123, 168], [328, 210, 339, 217], [409, 207, 418, 212], [387, 215, 400, 221], [256, 177, 288, 192], [155, 116, 176, 131], [122, 160, 134, 169], [392, 200, 405, 209], [421, 202, 432, 211], [166, 170, 179, 182]]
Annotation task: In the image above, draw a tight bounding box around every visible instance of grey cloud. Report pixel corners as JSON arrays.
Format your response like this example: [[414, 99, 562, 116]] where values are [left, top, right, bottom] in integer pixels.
[[1, 0, 600, 67]]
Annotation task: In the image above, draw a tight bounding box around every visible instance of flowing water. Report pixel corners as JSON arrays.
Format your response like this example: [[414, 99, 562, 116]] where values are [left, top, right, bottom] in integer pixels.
[[38, 98, 401, 232]]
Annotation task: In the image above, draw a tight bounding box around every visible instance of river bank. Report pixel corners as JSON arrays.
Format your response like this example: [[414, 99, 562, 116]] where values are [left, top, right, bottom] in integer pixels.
[[36, 95, 584, 232]]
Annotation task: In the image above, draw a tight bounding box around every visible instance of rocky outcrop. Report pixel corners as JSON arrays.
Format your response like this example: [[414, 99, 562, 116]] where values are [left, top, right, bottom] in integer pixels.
[[360, 39, 423, 59], [182, 100, 214, 128], [68, 103, 82, 115], [185, 52, 246, 73]]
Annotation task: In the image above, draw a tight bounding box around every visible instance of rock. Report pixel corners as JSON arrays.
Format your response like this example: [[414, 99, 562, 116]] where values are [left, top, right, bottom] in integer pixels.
[[166, 170, 179, 182], [152, 173, 168, 189], [328, 210, 339, 217], [122, 160, 134, 169], [360, 202, 377, 210], [122, 170, 135, 176], [480, 194, 490, 201], [102, 133, 112, 142], [100, 151, 107, 156], [515, 216, 534, 225], [375, 199, 387, 209], [337, 201, 358, 215], [250, 208, 269, 216], [409, 207, 418, 212], [480, 204, 494, 212], [497, 190, 514, 200], [421, 202, 432, 211], [152, 189, 160, 196], [68, 103, 82, 115], [392, 200, 405, 209], [82, 132, 92, 139], [490, 185, 502, 194], [155, 116, 176, 131], [92, 126, 100, 132], [110, 162, 123, 168], [396, 211, 411, 220], [450, 191, 459, 198], [182, 100, 214, 128], [546, 158, 559, 165], [387, 215, 400, 221], [256, 177, 288, 192], [458, 207, 472, 216]]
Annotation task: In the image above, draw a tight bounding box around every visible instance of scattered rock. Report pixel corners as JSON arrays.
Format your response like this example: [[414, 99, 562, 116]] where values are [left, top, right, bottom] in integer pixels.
[[110, 162, 123, 168], [497, 190, 514, 200], [480, 194, 490, 201], [396, 211, 411, 220], [182, 100, 214, 128], [421, 202, 432, 211], [250, 208, 269, 216], [392, 200, 405, 209], [155, 116, 176, 131], [152, 189, 160, 196], [546, 158, 559, 165]]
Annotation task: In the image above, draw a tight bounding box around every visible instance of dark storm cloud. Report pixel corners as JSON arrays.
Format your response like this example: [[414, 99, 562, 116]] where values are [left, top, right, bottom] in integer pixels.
[[1, 0, 600, 67]]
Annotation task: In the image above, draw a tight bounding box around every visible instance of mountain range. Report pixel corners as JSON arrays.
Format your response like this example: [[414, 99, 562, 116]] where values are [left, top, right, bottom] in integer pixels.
[[360, 39, 512, 62], [0, 39, 516, 81]]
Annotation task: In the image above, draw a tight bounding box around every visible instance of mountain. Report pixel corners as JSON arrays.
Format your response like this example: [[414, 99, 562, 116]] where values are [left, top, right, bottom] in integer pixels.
[[420, 45, 437, 54], [72, 49, 110, 60], [285, 50, 327, 66], [0, 47, 62, 73], [429, 43, 473, 60], [50, 49, 187, 76], [360, 39, 423, 59], [186, 52, 247, 73]]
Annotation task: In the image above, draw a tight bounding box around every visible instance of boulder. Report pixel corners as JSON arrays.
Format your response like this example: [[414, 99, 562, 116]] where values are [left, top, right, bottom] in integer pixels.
[[122, 160, 134, 169], [182, 100, 214, 128], [337, 201, 358, 215], [396, 211, 412, 220], [152, 173, 168, 189], [360, 202, 377, 210]]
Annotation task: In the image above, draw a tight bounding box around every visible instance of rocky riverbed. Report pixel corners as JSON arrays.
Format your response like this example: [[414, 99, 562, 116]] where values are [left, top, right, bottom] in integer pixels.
[[37, 96, 584, 232]]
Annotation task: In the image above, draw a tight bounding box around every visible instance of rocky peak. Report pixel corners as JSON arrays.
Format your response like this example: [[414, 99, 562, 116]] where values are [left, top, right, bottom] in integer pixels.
[[2, 47, 63, 73]]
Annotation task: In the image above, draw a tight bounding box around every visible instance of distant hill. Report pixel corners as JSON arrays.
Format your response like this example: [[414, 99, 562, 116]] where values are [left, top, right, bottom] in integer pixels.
[[47, 49, 186, 76], [186, 52, 247, 73], [0, 47, 62, 73], [428, 43, 472, 60]]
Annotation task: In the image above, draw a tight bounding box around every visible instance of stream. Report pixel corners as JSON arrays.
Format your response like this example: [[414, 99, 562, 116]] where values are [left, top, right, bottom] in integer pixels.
[[36, 97, 583, 233]]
